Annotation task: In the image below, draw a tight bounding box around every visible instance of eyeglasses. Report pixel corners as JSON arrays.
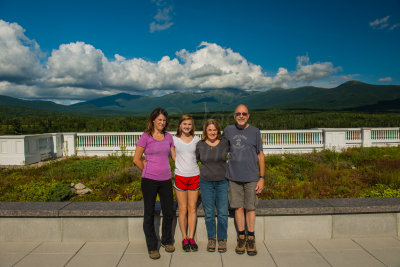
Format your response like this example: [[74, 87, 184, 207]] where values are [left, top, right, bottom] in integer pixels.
[[234, 112, 248, 117]]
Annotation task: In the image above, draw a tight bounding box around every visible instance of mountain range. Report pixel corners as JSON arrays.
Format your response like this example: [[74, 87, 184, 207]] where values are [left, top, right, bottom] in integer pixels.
[[1, 81, 400, 115]]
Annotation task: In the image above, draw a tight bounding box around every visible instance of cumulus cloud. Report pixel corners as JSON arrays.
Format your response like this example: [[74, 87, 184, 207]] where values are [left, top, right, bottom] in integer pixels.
[[0, 20, 43, 82], [44, 42, 105, 88], [150, 1, 174, 33], [0, 19, 344, 102], [379, 77, 392, 82]]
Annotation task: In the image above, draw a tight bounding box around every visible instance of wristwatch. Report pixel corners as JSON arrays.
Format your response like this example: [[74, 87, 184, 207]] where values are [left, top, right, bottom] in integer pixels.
[[259, 175, 265, 178]]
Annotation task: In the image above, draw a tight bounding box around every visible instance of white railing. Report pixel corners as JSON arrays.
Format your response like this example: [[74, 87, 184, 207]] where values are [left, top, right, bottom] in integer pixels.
[[1, 127, 399, 165], [260, 130, 324, 154], [75, 132, 142, 156]]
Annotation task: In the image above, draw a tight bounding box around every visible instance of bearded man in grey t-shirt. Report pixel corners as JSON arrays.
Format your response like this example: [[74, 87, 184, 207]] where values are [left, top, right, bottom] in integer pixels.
[[222, 104, 265, 256]]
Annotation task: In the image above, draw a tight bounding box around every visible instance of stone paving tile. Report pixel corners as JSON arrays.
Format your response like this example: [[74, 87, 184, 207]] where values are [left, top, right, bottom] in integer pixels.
[[78, 241, 129, 254], [0, 242, 39, 253], [66, 254, 123, 267], [13, 253, 74, 267], [265, 240, 331, 267], [315, 250, 385, 267], [265, 239, 316, 253], [0, 242, 39, 267], [170, 251, 222, 267], [269, 251, 331, 267], [353, 237, 400, 249], [31, 242, 84, 254], [311, 239, 386, 267], [0, 253, 26, 267], [310, 239, 362, 251], [118, 253, 171, 267], [353, 238, 400, 267], [361, 248, 400, 267]]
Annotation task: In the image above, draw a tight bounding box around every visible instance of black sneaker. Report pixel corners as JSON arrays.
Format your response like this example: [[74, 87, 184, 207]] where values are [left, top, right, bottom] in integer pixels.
[[188, 238, 198, 251], [182, 238, 191, 252]]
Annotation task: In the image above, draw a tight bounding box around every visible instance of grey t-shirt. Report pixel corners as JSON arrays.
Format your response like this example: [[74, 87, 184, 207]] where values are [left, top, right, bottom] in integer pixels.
[[195, 138, 229, 181], [223, 124, 263, 182]]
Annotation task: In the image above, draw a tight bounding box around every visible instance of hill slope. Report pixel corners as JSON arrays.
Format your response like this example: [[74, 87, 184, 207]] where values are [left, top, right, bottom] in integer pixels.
[[1, 81, 400, 114]]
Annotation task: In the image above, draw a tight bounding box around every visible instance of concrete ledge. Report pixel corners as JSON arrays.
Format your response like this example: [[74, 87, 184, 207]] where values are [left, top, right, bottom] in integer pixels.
[[1, 198, 399, 241], [0, 202, 70, 217], [1, 198, 400, 217]]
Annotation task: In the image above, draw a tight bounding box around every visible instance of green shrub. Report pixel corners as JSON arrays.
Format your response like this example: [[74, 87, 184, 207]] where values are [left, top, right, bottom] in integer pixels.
[[361, 184, 400, 197], [49, 183, 75, 201]]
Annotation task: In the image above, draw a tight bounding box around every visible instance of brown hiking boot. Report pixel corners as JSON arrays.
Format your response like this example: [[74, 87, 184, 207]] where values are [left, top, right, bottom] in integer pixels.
[[217, 239, 227, 253], [148, 250, 160, 260], [235, 234, 246, 254], [161, 243, 175, 253], [207, 238, 216, 252], [246, 235, 257, 256]]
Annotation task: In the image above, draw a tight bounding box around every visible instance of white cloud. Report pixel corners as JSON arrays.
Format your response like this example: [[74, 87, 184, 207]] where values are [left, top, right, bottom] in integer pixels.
[[0, 20, 43, 82], [369, 16, 400, 31], [338, 74, 359, 80], [150, 3, 174, 33], [0, 19, 345, 101], [390, 23, 400, 31], [44, 42, 105, 88], [379, 77, 392, 82], [370, 16, 390, 29]]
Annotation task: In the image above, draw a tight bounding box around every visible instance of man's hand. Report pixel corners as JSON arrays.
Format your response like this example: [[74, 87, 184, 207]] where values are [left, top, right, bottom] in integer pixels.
[[255, 178, 264, 194]]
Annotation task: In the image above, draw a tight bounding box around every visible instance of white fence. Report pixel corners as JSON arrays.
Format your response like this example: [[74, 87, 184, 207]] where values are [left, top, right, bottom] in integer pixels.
[[1, 128, 399, 165]]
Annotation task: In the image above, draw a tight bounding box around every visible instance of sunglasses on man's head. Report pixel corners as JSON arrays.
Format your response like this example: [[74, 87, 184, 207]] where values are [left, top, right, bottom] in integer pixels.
[[235, 112, 248, 117]]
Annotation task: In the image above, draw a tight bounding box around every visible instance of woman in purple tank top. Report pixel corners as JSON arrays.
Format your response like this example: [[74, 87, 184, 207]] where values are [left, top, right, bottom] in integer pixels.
[[133, 108, 176, 260]]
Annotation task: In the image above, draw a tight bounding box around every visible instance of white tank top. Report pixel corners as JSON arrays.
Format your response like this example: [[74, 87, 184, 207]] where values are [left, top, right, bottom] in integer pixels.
[[173, 135, 200, 177]]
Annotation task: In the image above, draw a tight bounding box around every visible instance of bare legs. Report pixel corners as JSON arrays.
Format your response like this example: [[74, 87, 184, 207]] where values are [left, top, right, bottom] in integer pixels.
[[175, 189, 199, 240], [235, 207, 255, 232]]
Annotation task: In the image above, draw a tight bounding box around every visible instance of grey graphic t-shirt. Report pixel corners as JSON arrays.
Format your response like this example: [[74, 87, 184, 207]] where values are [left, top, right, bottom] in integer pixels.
[[222, 124, 263, 182]]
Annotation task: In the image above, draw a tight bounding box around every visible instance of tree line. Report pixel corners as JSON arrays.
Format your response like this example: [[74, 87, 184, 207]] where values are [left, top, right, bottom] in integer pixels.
[[1, 107, 400, 135]]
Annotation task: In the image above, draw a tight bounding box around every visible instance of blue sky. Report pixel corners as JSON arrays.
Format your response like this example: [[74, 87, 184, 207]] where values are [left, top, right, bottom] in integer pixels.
[[0, 0, 399, 104]]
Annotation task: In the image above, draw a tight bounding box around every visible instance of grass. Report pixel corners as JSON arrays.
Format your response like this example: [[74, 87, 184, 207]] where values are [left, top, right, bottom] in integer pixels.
[[1, 146, 400, 201]]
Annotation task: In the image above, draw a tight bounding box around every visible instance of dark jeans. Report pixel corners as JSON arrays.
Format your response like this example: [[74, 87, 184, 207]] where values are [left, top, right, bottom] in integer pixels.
[[141, 177, 174, 251]]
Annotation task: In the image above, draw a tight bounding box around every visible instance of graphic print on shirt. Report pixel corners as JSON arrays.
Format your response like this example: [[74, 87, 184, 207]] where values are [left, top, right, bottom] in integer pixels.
[[232, 134, 247, 149]]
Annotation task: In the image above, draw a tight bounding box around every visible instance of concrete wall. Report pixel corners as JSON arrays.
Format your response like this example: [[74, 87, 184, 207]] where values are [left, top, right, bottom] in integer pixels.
[[0, 213, 399, 242], [1, 198, 399, 242]]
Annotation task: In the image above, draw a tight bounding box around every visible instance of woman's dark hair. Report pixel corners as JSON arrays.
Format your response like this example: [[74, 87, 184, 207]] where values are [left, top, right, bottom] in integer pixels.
[[176, 114, 195, 137], [145, 108, 170, 135], [202, 119, 222, 141]]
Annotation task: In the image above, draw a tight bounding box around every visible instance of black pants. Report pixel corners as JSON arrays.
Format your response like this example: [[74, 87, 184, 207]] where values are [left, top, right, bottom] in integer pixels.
[[141, 177, 174, 251]]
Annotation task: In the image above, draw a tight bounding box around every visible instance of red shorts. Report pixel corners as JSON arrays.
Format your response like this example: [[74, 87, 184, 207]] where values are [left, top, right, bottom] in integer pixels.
[[174, 174, 200, 191]]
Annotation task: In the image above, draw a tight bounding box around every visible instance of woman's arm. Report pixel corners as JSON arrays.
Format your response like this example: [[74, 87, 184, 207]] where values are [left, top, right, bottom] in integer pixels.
[[170, 146, 176, 161], [195, 143, 201, 162], [133, 146, 145, 171]]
